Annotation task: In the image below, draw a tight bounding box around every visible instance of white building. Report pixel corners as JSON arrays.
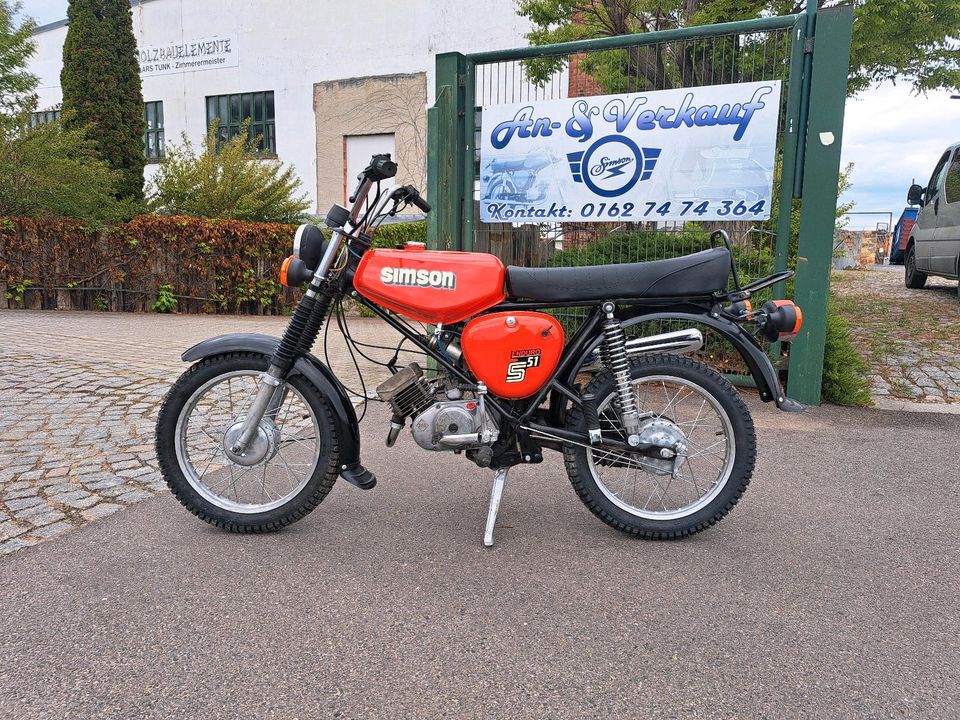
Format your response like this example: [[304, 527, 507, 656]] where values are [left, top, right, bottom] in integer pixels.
[[29, 0, 530, 212]]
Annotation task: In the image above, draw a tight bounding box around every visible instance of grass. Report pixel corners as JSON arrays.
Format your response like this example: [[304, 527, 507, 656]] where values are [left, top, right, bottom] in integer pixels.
[[830, 268, 960, 404], [821, 297, 873, 406]]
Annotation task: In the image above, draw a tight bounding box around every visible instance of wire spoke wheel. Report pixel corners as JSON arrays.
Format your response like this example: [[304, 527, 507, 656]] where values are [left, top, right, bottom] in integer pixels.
[[175, 371, 321, 513], [587, 375, 735, 521], [564, 354, 755, 540], [156, 353, 340, 533]]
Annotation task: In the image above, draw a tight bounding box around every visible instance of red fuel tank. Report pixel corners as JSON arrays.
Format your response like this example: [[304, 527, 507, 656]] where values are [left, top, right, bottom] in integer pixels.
[[354, 246, 507, 325], [461, 311, 565, 399]]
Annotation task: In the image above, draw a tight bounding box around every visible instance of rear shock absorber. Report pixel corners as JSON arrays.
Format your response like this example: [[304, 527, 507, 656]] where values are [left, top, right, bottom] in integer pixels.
[[600, 301, 642, 445]]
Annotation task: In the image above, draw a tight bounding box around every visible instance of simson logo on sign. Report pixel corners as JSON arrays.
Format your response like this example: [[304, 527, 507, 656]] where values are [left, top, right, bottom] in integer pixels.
[[380, 267, 456, 290]]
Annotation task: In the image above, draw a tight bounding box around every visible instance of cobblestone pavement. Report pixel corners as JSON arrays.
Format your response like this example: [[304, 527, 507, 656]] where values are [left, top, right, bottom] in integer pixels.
[[0, 310, 403, 555], [832, 265, 960, 405]]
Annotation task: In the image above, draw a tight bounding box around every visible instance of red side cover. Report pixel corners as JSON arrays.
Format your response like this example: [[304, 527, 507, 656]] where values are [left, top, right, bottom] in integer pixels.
[[354, 247, 506, 325], [461, 312, 565, 399]]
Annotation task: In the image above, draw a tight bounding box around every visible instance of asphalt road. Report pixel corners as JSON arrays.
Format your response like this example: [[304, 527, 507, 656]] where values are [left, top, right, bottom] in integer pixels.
[[2, 400, 958, 719]]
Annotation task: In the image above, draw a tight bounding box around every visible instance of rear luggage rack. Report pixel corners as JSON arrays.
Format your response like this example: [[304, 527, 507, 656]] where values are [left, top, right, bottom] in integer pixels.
[[710, 230, 794, 301]]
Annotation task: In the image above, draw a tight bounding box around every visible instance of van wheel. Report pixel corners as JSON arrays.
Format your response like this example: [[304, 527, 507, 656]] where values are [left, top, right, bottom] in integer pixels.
[[905, 245, 927, 289]]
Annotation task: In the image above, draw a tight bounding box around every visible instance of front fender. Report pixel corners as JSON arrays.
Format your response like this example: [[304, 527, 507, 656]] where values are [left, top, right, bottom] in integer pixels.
[[182, 333, 362, 467], [563, 313, 802, 412]]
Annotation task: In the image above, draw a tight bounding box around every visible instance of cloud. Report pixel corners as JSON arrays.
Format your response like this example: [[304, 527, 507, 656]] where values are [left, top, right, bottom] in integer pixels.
[[840, 82, 959, 228]]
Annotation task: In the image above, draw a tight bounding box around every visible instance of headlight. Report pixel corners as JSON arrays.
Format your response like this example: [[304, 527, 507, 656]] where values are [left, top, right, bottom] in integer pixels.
[[292, 223, 327, 271]]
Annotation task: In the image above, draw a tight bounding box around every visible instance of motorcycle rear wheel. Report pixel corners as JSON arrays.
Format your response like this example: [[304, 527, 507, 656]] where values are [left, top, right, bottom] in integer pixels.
[[155, 352, 341, 532], [563, 354, 756, 539]]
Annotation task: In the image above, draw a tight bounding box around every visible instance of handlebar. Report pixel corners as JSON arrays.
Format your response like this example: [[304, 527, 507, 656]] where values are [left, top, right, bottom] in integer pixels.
[[395, 184, 431, 213], [408, 191, 432, 214]]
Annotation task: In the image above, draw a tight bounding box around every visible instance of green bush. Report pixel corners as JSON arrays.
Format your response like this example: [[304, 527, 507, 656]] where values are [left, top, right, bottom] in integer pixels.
[[148, 121, 309, 223], [0, 118, 132, 222], [370, 220, 427, 248], [0, 214, 299, 314], [0, 1, 37, 122], [151, 283, 177, 313], [821, 297, 872, 406]]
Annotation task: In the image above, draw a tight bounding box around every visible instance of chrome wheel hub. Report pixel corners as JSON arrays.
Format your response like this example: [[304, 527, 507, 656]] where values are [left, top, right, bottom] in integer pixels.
[[586, 374, 735, 521], [222, 417, 279, 467], [636, 418, 687, 476]]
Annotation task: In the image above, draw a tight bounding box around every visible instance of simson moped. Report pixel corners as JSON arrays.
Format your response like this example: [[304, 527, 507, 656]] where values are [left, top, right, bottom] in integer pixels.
[[156, 154, 803, 546]]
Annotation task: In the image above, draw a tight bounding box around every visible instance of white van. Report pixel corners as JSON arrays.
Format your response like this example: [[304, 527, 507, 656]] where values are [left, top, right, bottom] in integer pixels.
[[905, 143, 960, 297]]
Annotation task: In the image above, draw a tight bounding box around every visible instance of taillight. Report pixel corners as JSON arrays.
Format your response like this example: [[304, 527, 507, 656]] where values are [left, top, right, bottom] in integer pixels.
[[758, 300, 802, 341]]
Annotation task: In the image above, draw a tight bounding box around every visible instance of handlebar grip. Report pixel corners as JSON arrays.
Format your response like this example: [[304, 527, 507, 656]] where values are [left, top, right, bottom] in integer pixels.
[[410, 192, 432, 213], [365, 153, 397, 181]]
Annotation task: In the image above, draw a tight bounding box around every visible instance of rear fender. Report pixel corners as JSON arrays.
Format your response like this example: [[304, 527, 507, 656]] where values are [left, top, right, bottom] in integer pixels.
[[181, 333, 361, 468], [559, 312, 802, 413]]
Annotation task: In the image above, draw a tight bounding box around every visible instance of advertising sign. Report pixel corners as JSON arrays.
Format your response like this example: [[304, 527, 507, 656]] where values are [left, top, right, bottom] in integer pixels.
[[138, 37, 238, 77], [479, 80, 782, 223]]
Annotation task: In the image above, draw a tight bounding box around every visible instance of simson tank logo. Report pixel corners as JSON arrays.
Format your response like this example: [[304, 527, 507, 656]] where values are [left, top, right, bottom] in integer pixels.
[[380, 267, 456, 290]]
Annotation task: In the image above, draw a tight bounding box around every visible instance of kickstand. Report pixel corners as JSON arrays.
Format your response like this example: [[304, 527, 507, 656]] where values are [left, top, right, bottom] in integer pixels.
[[483, 468, 509, 548]]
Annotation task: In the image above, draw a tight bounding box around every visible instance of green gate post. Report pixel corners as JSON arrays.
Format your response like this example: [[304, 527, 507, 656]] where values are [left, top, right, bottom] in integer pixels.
[[427, 53, 470, 250], [787, 5, 854, 405]]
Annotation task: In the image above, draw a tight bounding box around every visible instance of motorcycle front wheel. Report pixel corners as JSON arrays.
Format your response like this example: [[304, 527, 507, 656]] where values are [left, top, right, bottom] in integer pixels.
[[564, 354, 756, 539], [155, 352, 341, 532]]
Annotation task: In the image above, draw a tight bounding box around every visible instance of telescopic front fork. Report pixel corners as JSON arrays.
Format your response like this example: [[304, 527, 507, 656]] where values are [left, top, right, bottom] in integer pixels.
[[230, 228, 345, 454]]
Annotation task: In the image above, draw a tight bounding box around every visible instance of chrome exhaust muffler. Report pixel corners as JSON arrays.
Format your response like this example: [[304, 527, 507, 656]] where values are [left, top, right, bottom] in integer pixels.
[[583, 328, 704, 372], [624, 328, 704, 356]]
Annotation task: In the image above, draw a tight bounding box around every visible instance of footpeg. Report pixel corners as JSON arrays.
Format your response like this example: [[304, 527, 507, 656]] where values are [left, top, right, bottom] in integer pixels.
[[483, 468, 509, 547], [340, 462, 377, 490]]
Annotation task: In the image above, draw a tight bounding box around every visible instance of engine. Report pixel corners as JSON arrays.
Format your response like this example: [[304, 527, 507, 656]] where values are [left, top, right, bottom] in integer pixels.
[[375, 363, 498, 452]]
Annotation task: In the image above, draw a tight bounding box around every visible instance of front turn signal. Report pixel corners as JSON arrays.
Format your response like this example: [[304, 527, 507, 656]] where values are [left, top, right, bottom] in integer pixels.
[[279, 256, 314, 288]]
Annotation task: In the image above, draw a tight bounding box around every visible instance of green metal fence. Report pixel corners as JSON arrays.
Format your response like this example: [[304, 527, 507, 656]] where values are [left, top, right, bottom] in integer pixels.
[[428, 6, 853, 404]]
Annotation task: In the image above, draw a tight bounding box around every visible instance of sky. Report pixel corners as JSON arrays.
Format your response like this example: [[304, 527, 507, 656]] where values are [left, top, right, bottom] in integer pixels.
[[15, 1, 960, 230], [17, 0, 65, 26], [840, 83, 959, 229]]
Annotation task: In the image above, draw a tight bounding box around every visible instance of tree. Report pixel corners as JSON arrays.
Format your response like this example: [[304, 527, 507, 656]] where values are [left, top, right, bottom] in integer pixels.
[[0, 1, 127, 221], [517, 0, 960, 96], [60, 0, 145, 201], [0, 1, 36, 120], [148, 121, 309, 223]]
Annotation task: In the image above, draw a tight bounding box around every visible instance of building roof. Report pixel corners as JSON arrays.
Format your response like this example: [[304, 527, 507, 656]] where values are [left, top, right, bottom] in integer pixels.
[[33, 0, 161, 35]]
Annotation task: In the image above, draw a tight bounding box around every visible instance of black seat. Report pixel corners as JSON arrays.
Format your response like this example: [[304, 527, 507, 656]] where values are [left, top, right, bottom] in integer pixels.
[[505, 247, 732, 302]]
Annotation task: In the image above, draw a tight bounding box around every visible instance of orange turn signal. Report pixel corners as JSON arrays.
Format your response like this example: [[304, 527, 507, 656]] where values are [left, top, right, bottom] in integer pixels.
[[279, 255, 294, 287], [763, 300, 803, 341]]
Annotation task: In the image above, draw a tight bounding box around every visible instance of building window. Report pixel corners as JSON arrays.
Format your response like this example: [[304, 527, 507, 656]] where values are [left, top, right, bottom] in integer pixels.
[[143, 101, 165, 160], [205, 91, 276, 154], [30, 108, 60, 127]]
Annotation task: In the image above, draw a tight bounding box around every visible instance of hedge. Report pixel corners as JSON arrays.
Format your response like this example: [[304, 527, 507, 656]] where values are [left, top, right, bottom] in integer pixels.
[[0, 215, 427, 314]]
